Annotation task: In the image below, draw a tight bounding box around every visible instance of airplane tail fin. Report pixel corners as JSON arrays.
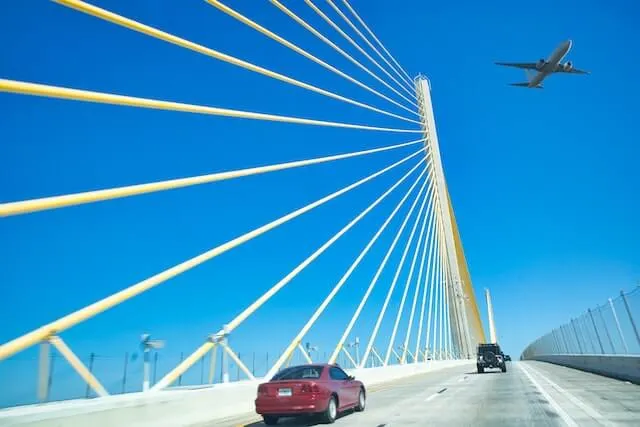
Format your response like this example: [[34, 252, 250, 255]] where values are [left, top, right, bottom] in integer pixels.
[[509, 82, 543, 89]]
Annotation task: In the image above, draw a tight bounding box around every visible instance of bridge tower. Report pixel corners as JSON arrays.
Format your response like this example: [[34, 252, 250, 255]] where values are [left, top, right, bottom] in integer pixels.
[[485, 288, 498, 344], [415, 76, 485, 358]]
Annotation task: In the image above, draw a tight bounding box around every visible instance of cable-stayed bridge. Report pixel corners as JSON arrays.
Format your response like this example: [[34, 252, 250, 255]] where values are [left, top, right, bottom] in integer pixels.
[[1, 1, 639, 426]]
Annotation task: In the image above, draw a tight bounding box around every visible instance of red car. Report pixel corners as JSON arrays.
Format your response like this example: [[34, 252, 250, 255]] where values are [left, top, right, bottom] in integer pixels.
[[255, 363, 366, 425]]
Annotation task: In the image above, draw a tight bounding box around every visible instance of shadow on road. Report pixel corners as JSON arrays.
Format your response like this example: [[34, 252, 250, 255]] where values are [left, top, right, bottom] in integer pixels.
[[246, 410, 355, 426]]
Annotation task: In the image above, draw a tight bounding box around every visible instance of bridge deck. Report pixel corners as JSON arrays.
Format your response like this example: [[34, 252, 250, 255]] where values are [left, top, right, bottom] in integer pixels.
[[220, 361, 640, 426]]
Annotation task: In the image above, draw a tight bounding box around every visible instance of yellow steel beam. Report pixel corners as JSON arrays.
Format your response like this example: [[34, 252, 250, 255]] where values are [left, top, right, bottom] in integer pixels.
[[49, 336, 109, 397]]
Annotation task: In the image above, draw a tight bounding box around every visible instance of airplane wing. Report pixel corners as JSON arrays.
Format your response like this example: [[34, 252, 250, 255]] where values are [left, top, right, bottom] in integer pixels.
[[495, 62, 538, 70], [555, 67, 590, 75]]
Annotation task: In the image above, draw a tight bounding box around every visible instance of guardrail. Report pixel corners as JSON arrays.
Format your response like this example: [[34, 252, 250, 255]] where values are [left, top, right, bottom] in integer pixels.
[[0, 360, 471, 427]]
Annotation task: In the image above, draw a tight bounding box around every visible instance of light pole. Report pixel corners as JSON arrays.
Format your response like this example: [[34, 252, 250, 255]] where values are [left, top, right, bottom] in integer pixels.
[[141, 334, 164, 391]]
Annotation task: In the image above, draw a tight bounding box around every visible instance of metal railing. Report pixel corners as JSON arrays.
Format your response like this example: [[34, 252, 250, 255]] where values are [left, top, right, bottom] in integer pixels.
[[522, 285, 640, 359]]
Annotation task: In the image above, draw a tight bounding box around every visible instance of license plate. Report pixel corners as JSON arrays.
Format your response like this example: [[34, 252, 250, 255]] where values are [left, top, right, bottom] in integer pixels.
[[278, 388, 292, 397]]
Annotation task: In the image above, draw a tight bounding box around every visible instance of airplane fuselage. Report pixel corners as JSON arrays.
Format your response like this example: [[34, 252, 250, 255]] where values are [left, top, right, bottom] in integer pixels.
[[528, 40, 572, 87]]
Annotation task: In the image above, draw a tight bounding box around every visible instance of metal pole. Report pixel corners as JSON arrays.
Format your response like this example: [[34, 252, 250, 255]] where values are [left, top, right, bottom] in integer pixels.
[[47, 352, 55, 399], [570, 319, 584, 354], [143, 348, 150, 392], [222, 326, 230, 383], [560, 325, 571, 353], [153, 352, 158, 385], [200, 355, 205, 384], [38, 341, 50, 403], [237, 352, 241, 381], [355, 337, 360, 366], [596, 306, 615, 354], [588, 309, 605, 354], [609, 297, 628, 354], [85, 352, 95, 398], [252, 352, 255, 376], [621, 290, 640, 347], [177, 352, 184, 386], [122, 352, 128, 393]]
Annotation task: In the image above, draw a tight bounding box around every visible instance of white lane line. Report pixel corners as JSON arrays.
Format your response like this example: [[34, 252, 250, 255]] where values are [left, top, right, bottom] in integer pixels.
[[519, 362, 579, 427], [526, 363, 616, 427]]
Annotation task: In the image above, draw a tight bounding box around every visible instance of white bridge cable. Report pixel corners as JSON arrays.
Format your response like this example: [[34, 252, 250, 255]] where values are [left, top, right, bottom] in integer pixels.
[[414, 193, 438, 360], [401, 192, 437, 363], [0, 79, 421, 134], [0, 149, 423, 361], [439, 229, 447, 359], [265, 162, 429, 379], [54, 0, 415, 124], [304, 0, 417, 101], [325, 0, 415, 91], [436, 212, 447, 359], [339, 0, 414, 85], [445, 257, 453, 358], [206, 1, 420, 122], [383, 180, 434, 365], [329, 165, 433, 364], [0, 138, 424, 217], [422, 194, 440, 360], [269, 0, 420, 113], [360, 176, 436, 366]]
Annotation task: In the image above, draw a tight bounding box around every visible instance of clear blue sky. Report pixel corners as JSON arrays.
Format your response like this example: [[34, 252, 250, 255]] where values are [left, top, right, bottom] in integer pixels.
[[1, 0, 639, 406]]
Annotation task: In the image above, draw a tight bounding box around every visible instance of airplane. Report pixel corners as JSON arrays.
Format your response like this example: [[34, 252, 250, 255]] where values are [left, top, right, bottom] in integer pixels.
[[495, 40, 589, 89]]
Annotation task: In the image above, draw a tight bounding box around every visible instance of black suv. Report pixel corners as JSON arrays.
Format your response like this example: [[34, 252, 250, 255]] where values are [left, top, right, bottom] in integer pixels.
[[476, 343, 506, 373]]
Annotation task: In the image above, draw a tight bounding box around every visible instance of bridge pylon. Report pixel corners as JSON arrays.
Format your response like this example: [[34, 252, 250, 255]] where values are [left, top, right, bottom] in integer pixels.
[[415, 76, 485, 359]]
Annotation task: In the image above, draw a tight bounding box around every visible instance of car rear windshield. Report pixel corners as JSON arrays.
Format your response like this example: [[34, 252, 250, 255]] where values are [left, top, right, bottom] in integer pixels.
[[478, 344, 500, 354], [271, 365, 324, 381]]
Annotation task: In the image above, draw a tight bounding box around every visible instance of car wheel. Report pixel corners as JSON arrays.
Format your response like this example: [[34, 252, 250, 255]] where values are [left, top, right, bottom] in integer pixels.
[[501, 364, 507, 373], [355, 388, 366, 412], [477, 365, 484, 374], [321, 395, 338, 424], [263, 415, 278, 425]]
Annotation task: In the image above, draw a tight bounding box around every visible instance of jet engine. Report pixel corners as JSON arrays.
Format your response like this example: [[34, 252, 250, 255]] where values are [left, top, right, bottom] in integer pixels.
[[563, 61, 573, 71], [536, 59, 545, 70]]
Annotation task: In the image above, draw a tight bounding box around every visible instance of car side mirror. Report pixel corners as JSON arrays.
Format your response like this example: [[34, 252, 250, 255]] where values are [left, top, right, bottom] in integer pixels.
[[347, 375, 355, 381]]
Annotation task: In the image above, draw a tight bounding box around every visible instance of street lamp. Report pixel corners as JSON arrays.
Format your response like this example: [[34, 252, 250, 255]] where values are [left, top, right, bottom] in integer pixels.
[[141, 334, 164, 391]]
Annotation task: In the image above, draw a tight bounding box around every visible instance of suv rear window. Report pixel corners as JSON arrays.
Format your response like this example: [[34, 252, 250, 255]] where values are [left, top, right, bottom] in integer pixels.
[[477, 344, 501, 354], [271, 365, 324, 380]]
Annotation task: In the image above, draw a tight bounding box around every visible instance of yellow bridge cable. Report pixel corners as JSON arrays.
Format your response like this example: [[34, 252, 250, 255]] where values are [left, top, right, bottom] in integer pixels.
[[305, 0, 417, 101], [0, 139, 424, 217], [0, 149, 424, 361], [54, 0, 413, 125], [154, 156, 432, 390], [206, 0, 419, 121], [0, 79, 423, 135], [326, 0, 414, 90], [340, 0, 414, 85], [269, 0, 419, 112]]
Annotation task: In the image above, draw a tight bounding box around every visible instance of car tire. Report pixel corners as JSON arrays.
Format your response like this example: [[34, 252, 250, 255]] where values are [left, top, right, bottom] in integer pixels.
[[501, 364, 507, 373], [263, 415, 278, 425], [355, 388, 366, 412], [321, 395, 338, 424], [477, 365, 484, 374]]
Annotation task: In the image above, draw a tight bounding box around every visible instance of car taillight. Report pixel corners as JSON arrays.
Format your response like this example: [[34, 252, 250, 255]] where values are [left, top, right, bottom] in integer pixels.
[[257, 385, 267, 397], [300, 383, 320, 393]]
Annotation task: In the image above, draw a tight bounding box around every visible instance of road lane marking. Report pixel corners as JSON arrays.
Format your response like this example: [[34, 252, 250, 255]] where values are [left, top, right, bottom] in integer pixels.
[[519, 362, 578, 427], [424, 393, 439, 402], [526, 364, 615, 427]]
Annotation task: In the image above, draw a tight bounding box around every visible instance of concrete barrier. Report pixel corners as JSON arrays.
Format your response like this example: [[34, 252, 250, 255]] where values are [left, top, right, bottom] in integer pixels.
[[0, 360, 471, 427], [529, 354, 640, 384]]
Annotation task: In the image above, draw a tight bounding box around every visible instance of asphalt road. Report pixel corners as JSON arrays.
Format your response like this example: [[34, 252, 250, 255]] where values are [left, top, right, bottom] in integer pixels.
[[215, 361, 640, 426]]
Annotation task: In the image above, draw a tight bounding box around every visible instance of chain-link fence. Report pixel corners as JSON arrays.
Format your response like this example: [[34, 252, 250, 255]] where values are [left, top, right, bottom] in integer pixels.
[[522, 285, 640, 359], [0, 344, 362, 408]]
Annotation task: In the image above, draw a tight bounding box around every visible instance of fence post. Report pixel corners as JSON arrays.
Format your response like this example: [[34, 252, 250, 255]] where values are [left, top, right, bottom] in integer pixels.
[[178, 352, 184, 386], [85, 352, 96, 398], [588, 309, 605, 354], [570, 319, 584, 354], [621, 290, 640, 347], [609, 298, 628, 354], [596, 305, 615, 354], [122, 352, 128, 393]]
